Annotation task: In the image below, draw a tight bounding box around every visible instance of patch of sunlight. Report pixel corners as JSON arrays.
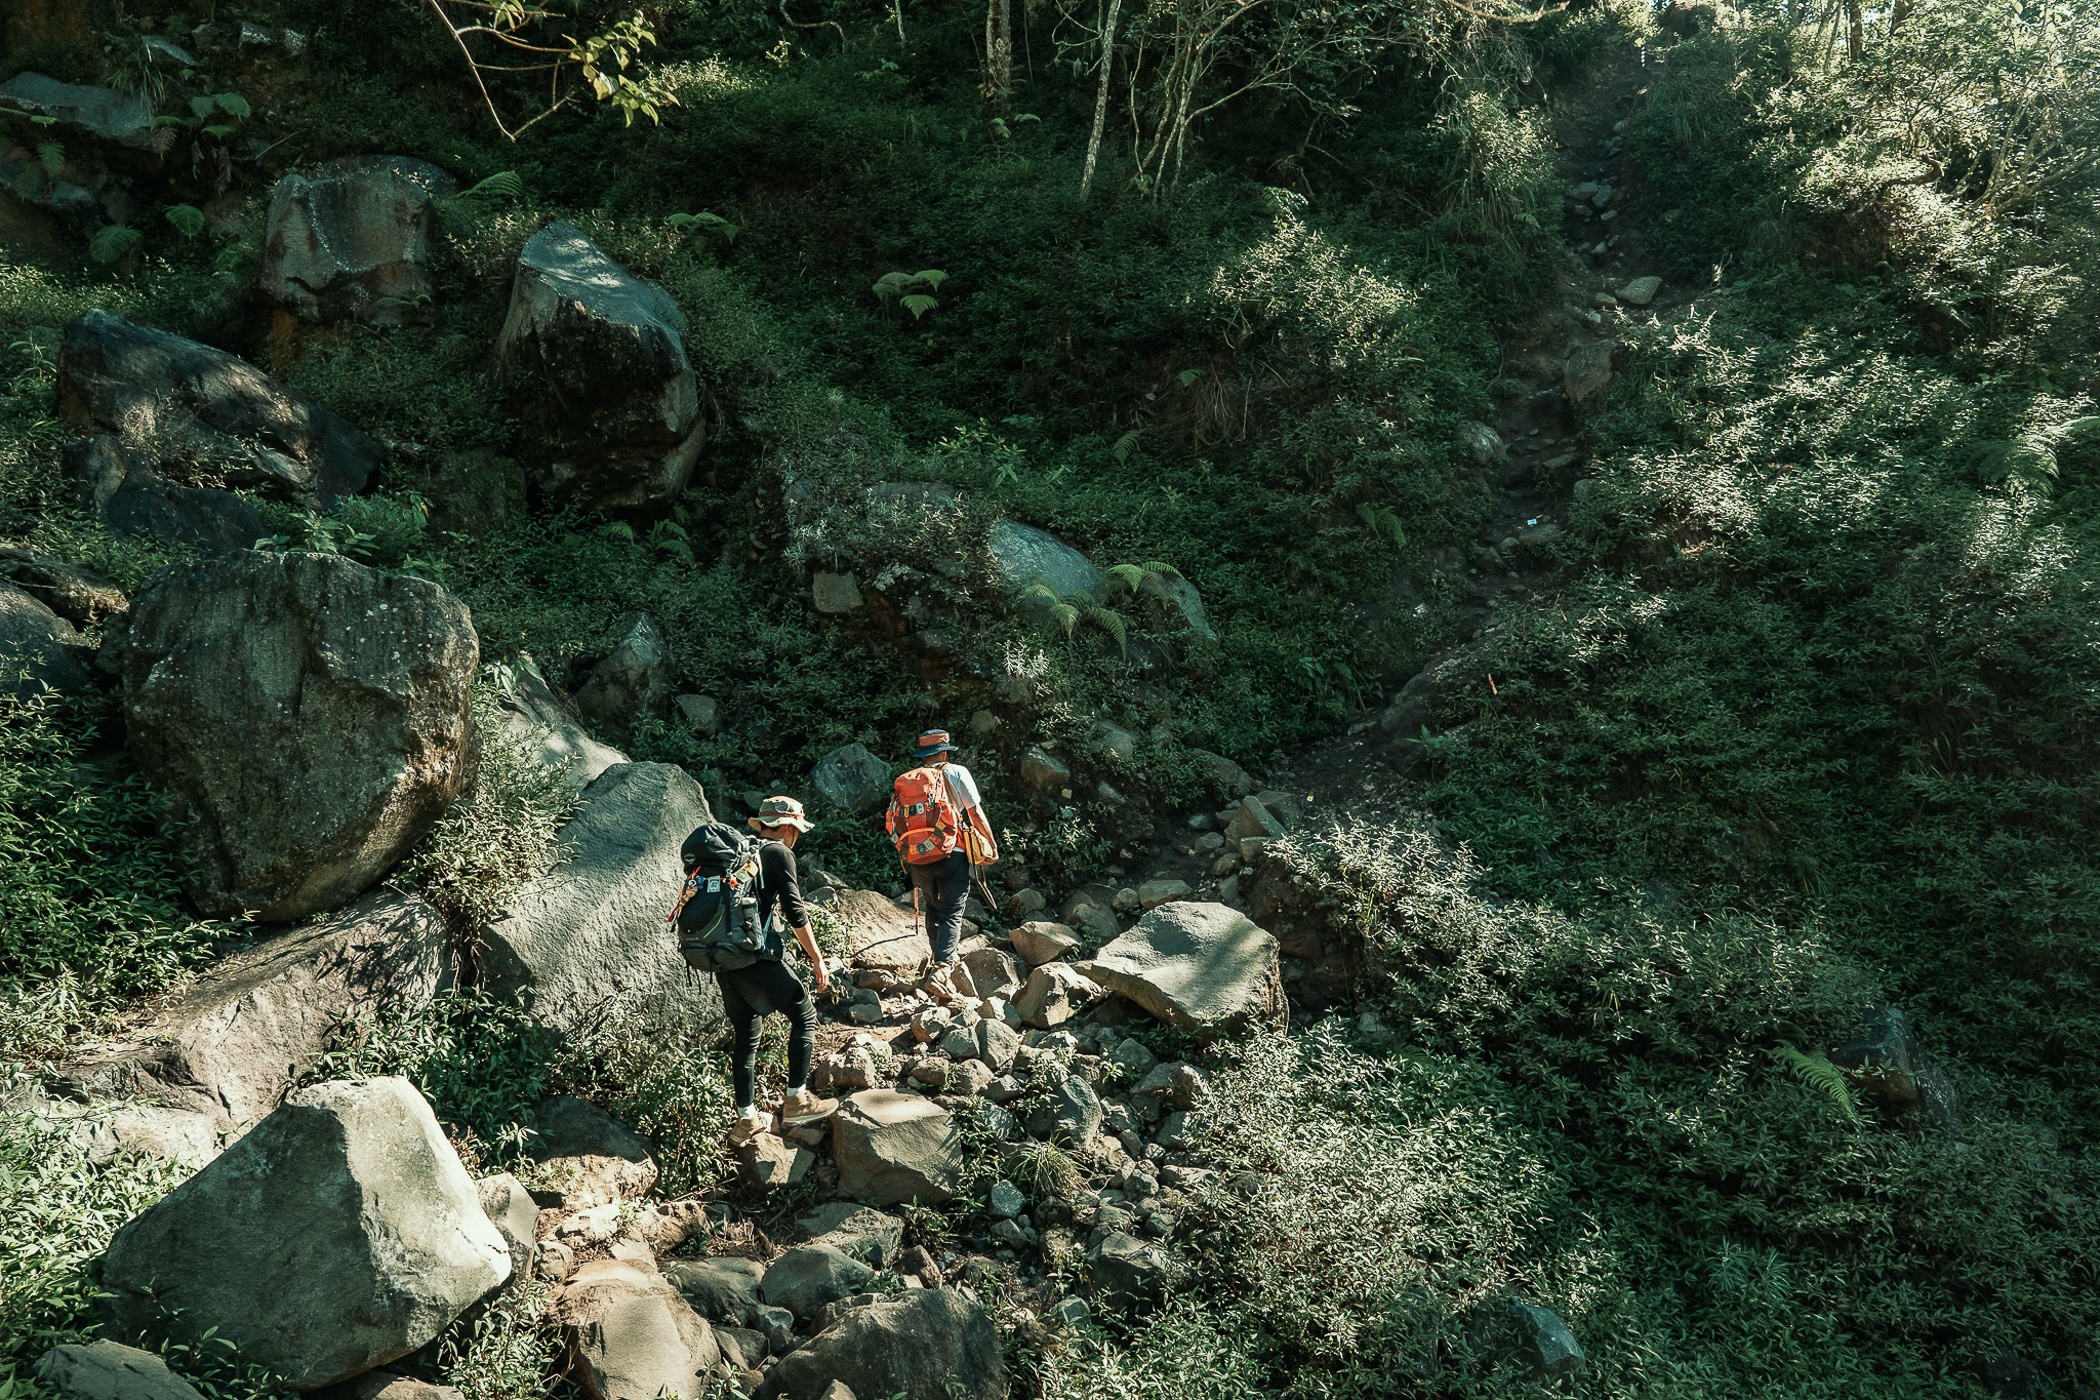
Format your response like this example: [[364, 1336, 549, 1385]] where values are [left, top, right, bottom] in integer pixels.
[[657, 57, 765, 103], [1205, 190, 1423, 376]]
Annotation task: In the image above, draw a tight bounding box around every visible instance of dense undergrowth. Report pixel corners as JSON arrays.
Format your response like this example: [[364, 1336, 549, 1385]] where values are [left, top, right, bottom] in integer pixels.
[[5, 0, 2100, 1395]]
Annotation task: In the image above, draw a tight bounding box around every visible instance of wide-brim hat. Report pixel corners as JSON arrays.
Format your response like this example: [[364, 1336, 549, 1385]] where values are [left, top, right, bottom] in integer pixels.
[[749, 795, 815, 832], [912, 728, 961, 759]]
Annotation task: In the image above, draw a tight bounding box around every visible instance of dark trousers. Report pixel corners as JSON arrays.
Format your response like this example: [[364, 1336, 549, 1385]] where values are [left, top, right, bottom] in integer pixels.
[[715, 958, 814, 1111], [910, 851, 972, 965]]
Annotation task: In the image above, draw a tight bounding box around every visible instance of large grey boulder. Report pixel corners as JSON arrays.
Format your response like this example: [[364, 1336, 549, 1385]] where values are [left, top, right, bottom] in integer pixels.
[[0, 73, 154, 150], [759, 1288, 1005, 1400], [1081, 901, 1285, 1040], [810, 742, 891, 813], [488, 651, 627, 795], [0, 581, 92, 695], [573, 614, 672, 728], [120, 551, 479, 921], [59, 310, 379, 507], [479, 762, 722, 1034], [1564, 340, 1615, 403], [260, 157, 456, 326], [58, 892, 451, 1134], [990, 520, 1101, 602], [34, 1342, 204, 1400], [554, 1258, 721, 1400], [832, 1090, 961, 1206], [1008, 922, 1079, 968], [100, 1077, 511, 1390], [495, 222, 703, 510], [526, 1096, 659, 1208], [759, 1243, 873, 1320]]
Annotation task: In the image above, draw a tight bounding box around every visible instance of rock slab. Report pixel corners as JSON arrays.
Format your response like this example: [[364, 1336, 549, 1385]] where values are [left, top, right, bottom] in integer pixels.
[[100, 1077, 510, 1391], [1081, 901, 1285, 1040], [34, 1342, 204, 1400], [261, 157, 456, 326], [760, 1288, 1005, 1400], [120, 551, 478, 921], [59, 310, 379, 506], [479, 762, 723, 1034], [495, 221, 704, 510], [58, 892, 452, 1133]]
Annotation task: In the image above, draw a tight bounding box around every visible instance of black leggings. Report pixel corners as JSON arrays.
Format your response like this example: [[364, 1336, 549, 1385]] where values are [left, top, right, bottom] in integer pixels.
[[716, 958, 815, 1111]]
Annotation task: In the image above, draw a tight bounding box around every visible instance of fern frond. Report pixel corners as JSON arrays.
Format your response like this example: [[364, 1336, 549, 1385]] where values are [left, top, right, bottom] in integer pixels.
[[1084, 604, 1130, 656], [1104, 563, 1146, 594], [1773, 1044, 1859, 1125], [456, 171, 525, 201]]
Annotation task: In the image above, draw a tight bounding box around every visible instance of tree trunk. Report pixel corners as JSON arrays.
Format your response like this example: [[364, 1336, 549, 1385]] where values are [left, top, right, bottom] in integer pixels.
[[984, 0, 1013, 115], [1845, 0, 1864, 60], [1080, 0, 1123, 199]]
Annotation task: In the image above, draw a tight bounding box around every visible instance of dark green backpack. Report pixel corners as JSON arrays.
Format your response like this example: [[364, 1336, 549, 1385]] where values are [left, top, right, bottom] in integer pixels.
[[670, 822, 768, 973]]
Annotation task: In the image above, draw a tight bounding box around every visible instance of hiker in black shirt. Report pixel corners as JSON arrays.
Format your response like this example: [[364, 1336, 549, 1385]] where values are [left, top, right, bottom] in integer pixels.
[[720, 795, 836, 1144]]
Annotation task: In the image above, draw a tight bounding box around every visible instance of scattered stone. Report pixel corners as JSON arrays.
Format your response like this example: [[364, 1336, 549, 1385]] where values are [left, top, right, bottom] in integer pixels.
[[1109, 1038, 1158, 1077], [56, 893, 450, 1133], [1011, 887, 1046, 915], [1155, 1110, 1204, 1151], [260, 157, 456, 326], [342, 1375, 465, 1400], [496, 222, 705, 510], [526, 1096, 658, 1208], [673, 693, 721, 737], [554, 1258, 721, 1400], [663, 1256, 765, 1326], [59, 311, 379, 506], [1086, 1231, 1180, 1304], [1136, 878, 1192, 910], [487, 652, 628, 796], [477, 1173, 540, 1280], [947, 1060, 995, 1097], [761, 1243, 875, 1320], [1564, 340, 1616, 402], [1831, 1004, 1959, 1129], [812, 572, 865, 614], [798, 1201, 906, 1268], [910, 1058, 950, 1090], [1037, 1073, 1103, 1146], [479, 762, 722, 1034], [1050, 1297, 1089, 1328], [1616, 275, 1662, 307], [1062, 898, 1119, 943], [1091, 720, 1138, 765], [832, 1090, 961, 1206], [988, 1180, 1026, 1220], [1014, 963, 1095, 1030], [736, 1133, 814, 1191], [1484, 1299, 1585, 1380], [0, 582, 91, 695], [1113, 887, 1141, 913], [1222, 796, 1286, 843], [1009, 921, 1080, 968], [0, 73, 155, 149], [759, 1288, 1004, 1400], [962, 946, 1023, 1000], [991, 520, 1103, 603], [1460, 421, 1507, 466], [100, 1078, 509, 1390], [1018, 746, 1074, 799], [815, 1045, 879, 1094], [1083, 902, 1286, 1040], [717, 1325, 770, 1367], [811, 742, 893, 814], [33, 1341, 205, 1400], [575, 613, 672, 727], [1590, 183, 1615, 209], [828, 889, 935, 975], [118, 551, 476, 920]]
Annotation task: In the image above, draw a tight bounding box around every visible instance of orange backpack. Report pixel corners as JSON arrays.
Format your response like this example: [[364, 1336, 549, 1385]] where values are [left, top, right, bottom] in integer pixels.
[[886, 766, 960, 865]]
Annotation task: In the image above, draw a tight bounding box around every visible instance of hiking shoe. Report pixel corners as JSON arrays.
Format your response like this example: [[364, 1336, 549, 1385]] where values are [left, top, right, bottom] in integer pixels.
[[781, 1089, 838, 1122], [728, 1111, 774, 1145], [919, 962, 963, 1003]]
